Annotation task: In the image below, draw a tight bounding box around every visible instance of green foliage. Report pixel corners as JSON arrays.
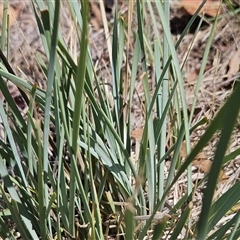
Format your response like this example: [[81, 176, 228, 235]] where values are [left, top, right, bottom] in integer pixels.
[[0, 0, 239, 239]]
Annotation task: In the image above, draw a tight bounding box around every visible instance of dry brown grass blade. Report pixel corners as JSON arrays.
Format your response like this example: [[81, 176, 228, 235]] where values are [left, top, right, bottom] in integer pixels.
[[134, 212, 171, 222], [99, 0, 112, 65], [123, 0, 134, 125]]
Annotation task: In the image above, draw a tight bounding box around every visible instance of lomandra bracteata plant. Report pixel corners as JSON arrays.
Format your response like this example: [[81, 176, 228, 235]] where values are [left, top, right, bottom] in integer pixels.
[[0, 0, 239, 239]]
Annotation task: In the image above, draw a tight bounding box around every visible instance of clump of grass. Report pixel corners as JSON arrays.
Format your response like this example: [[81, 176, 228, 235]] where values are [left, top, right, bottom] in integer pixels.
[[0, 0, 239, 239]]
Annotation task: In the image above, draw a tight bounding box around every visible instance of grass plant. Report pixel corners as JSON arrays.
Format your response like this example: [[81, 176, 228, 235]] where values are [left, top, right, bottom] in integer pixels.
[[0, 0, 239, 239]]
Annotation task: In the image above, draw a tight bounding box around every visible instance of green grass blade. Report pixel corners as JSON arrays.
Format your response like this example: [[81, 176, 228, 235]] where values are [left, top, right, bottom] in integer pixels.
[[223, 146, 240, 165], [43, 0, 60, 170], [196, 83, 240, 240], [169, 202, 192, 240], [207, 211, 240, 240], [208, 180, 240, 232], [227, 211, 240, 240], [125, 207, 135, 240], [111, 10, 120, 131], [0, 104, 27, 187], [27, 85, 38, 174], [71, 0, 88, 157], [189, 15, 218, 123]]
